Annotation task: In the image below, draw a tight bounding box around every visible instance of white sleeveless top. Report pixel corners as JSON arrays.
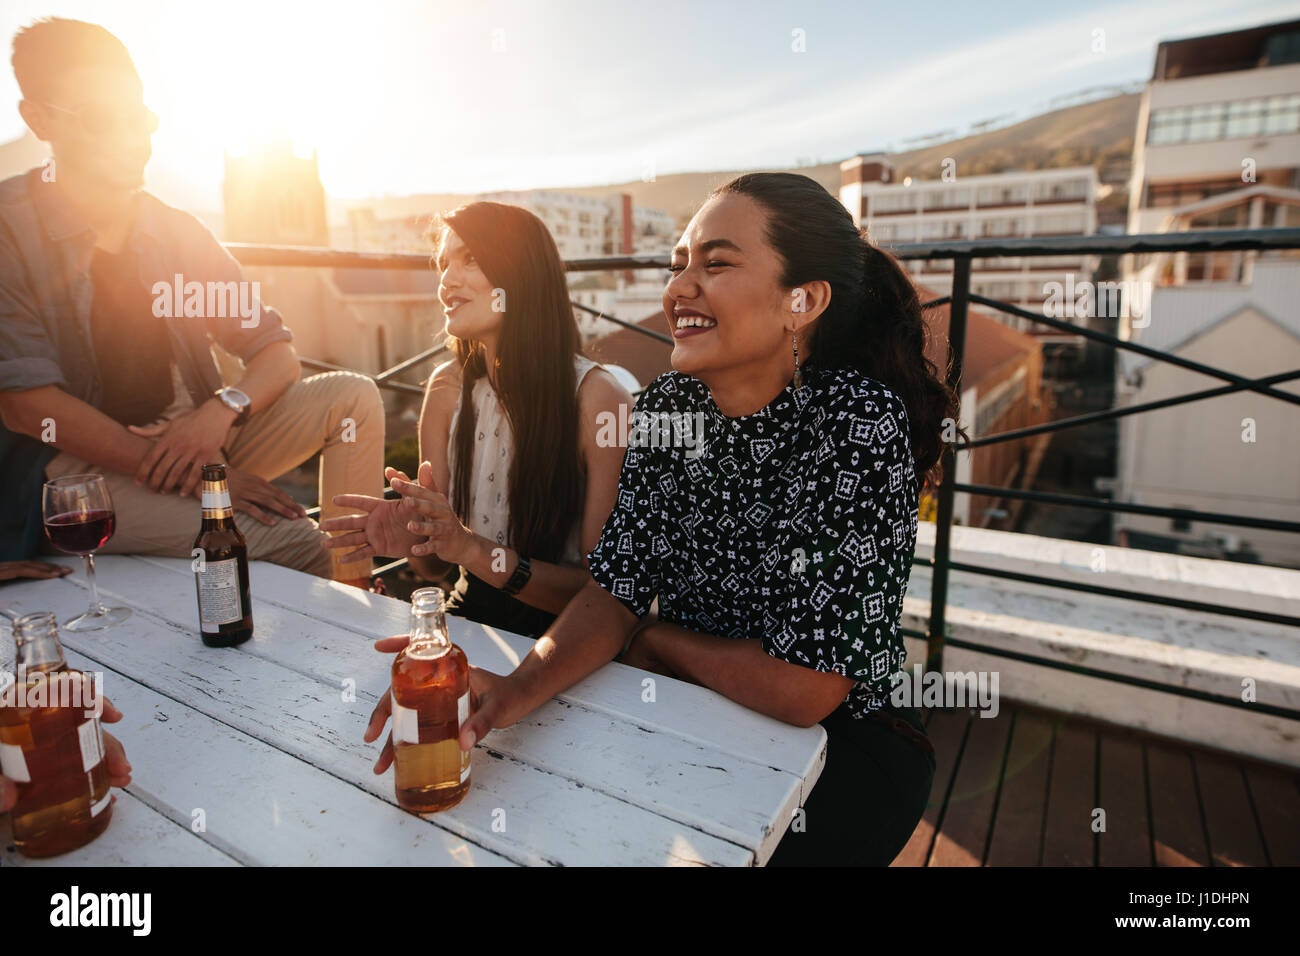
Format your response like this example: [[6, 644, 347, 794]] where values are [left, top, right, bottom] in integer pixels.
[[447, 355, 601, 567]]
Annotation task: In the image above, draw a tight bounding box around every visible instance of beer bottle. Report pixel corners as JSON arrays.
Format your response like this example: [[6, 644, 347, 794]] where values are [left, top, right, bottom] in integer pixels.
[[391, 587, 471, 813], [193, 463, 253, 647], [0, 611, 113, 857]]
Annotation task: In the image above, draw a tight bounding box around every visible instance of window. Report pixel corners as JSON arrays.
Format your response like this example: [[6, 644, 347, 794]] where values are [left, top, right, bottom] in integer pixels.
[[871, 192, 917, 214], [1148, 93, 1300, 144]]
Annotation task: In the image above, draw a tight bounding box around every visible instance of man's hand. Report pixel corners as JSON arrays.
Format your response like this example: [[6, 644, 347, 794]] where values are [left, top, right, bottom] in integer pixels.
[[225, 466, 308, 526], [321, 493, 425, 563], [0, 560, 72, 584], [130, 399, 236, 496]]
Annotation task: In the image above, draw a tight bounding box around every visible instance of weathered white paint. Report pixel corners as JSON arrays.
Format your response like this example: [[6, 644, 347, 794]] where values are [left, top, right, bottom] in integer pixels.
[[1, 788, 239, 867], [2, 555, 827, 866]]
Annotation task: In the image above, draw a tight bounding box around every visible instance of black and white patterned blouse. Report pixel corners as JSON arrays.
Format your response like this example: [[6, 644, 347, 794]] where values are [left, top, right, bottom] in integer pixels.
[[586, 364, 920, 719]]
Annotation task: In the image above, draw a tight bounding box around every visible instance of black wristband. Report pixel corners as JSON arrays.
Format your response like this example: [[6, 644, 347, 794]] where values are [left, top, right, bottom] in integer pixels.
[[501, 555, 532, 596]]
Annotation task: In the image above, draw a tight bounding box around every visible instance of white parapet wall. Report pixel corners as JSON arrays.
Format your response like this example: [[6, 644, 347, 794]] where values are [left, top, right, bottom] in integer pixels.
[[898, 522, 1300, 769]]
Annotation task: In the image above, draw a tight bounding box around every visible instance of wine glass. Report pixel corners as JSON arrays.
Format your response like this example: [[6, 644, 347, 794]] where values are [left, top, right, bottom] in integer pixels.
[[41, 475, 131, 632]]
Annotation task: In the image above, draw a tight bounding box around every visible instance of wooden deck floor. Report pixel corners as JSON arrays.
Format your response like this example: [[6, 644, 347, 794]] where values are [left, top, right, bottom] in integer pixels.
[[893, 700, 1300, 867]]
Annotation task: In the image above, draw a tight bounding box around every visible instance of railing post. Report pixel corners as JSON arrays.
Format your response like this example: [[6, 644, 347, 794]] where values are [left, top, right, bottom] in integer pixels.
[[926, 254, 970, 674]]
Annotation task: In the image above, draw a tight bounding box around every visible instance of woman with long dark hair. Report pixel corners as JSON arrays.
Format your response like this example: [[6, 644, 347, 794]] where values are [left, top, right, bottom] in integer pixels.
[[366, 173, 964, 864], [322, 201, 633, 636]]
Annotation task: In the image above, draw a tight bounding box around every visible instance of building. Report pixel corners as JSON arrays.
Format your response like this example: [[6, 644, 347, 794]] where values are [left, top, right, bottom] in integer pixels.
[[220, 143, 440, 415], [223, 138, 329, 247], [1110, 17, 1300, 570], [840, 152, 1100, 344], [337, 207, 435, 255], [473, 188, 676, 265], [1122, 15, 1300, 317], [1114, 203, 1300, 569], [1125, 17, 1300, 244]]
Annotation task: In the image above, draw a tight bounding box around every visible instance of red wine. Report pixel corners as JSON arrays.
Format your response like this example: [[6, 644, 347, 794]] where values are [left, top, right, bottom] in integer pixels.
[[43, 510, 115, 555]]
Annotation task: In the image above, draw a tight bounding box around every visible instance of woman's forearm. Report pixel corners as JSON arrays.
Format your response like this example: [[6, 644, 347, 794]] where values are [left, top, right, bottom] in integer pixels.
[[406, 550, 455, 584], [458, 533, 594, 615], [509, 578, 635, 711], [645, 623, 852, 727]]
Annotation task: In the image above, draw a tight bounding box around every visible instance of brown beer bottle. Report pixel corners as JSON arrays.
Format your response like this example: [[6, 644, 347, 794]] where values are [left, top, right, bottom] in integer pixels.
[[193, 463, 253, 647], [391, 587, 471, 813], [0, 611, 113, 857]]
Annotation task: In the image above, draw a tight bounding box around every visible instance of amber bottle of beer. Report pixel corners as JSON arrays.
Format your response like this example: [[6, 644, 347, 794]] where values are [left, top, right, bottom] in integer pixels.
[[0, 611, 113, 857], [391, 587, 471, 813], [193, 463, 253, 647]]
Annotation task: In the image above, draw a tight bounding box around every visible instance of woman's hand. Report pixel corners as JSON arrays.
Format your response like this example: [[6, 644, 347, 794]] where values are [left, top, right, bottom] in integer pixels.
[[362, 633, 533, 773], [389, 460, 478, 566], [321, 466, 428, 562]]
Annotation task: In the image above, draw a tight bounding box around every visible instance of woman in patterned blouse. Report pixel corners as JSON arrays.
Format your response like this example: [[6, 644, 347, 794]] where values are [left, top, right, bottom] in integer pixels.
[[370, 174, 964, 865]]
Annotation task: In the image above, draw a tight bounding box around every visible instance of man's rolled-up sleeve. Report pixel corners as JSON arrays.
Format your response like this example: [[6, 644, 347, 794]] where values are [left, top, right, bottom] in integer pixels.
[[178, 213, 294, 361], [0, 225, 66, 394]]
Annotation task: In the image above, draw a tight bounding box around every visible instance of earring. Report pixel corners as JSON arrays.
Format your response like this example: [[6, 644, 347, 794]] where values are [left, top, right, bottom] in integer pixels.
[[792, 332, 803, 391]]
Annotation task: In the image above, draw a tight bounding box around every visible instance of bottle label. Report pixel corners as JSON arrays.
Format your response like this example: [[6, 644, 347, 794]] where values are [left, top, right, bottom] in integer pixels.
[[201, 487, 233, 517], [198, 558, 243, 631], [458, 691, 471, 782], [78, 719, 105, 773], [0, 741, 30, 783], [391, 695, 420, 744]]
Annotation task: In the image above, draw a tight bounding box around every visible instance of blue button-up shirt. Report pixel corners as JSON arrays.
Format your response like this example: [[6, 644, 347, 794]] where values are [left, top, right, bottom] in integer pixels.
[[0, 167, 294, 559]]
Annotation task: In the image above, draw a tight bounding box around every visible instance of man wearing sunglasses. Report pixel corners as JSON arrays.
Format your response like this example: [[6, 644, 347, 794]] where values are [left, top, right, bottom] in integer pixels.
[[0, 18, 385, 587]]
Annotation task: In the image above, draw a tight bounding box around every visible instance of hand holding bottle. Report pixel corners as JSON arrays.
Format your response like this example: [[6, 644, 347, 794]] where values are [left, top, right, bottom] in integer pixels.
[[363, 635, 524, 770], [1, 688, 130, 813]]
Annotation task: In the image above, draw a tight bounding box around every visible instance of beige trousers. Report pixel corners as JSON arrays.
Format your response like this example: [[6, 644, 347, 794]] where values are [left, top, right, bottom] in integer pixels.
[[44, 371, 385, 579]]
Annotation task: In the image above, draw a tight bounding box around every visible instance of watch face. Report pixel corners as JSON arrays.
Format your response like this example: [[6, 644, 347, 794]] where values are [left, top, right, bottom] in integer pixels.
[[224, 388, 250, 411]]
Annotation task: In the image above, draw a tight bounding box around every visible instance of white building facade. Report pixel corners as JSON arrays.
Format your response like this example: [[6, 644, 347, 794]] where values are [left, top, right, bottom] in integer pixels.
[[840, 153, 1099, 341]]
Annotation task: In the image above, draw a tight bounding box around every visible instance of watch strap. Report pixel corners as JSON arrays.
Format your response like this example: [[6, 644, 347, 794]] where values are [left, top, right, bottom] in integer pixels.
[[501, 555, 532, 596]]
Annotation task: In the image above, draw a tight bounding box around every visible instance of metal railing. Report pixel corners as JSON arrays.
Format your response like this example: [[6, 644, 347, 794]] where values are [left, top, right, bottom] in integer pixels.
[[228, 226, 1300, 720]]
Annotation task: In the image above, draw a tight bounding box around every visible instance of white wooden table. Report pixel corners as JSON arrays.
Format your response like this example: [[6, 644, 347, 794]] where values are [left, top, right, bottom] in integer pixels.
[[0, 555, 825, 866]]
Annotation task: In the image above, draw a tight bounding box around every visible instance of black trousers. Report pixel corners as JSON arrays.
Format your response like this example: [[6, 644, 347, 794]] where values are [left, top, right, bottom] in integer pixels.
[[767, 702, 935, 866]]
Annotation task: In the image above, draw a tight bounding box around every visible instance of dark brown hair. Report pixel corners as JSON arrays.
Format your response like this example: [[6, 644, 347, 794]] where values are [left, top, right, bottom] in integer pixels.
[[11, 18, 137, 102], [712, 172, 966, 493], [434, 202, 584, 562]]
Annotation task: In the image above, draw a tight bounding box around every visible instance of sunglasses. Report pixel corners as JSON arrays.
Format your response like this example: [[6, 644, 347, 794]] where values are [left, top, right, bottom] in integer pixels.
[[42, 101, 159, 137]]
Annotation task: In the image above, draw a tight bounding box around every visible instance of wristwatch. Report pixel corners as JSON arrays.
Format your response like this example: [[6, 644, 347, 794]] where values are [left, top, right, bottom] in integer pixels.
[[501, 555, 532, 596], [214, 386, 252, 426]]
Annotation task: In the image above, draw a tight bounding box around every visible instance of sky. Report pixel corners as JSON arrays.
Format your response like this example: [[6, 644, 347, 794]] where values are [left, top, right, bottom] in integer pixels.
[[1, 0, 1297, 208]]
